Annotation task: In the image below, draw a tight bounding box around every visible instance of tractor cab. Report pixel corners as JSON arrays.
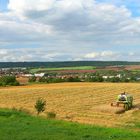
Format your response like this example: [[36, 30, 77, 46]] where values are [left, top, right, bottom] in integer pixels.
[[118, 92, 127, 101]]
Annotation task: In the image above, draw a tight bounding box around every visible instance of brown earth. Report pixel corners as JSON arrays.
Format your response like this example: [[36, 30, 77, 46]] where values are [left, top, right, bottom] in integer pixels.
[[125, 65, 140, 70], [16, 77, 29, 84]]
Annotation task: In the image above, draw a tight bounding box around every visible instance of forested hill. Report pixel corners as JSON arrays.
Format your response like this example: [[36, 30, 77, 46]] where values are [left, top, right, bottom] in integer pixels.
[[0, 61, 140, 68]]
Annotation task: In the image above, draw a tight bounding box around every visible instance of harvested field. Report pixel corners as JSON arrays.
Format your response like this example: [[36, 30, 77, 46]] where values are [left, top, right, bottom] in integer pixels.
[[125, 65, 140, 70], [16, 77, 29, 84], [0, 82, 140, 128]]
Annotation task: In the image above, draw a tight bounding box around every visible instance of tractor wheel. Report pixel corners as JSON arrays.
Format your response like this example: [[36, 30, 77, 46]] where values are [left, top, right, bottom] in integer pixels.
[[124, 104, 129, 111], [130, 102, 133, 108], [128, 104, 131, 109]]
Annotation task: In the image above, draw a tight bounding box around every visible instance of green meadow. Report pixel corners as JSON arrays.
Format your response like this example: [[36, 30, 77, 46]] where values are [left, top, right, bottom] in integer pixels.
[[0, 108, 139, 140]]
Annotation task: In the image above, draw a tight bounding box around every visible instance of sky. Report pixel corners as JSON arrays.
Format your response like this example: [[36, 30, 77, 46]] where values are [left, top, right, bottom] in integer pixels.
[[0, 0, 140, 62]]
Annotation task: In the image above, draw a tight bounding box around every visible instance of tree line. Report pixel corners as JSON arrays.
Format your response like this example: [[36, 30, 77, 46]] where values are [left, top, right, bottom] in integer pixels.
[[0, 61, 140, 68], [28, 75, 138, 83]]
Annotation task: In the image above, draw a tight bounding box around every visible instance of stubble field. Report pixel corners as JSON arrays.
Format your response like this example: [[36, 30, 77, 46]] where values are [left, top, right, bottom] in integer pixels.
[[0, 82, 140, 129]]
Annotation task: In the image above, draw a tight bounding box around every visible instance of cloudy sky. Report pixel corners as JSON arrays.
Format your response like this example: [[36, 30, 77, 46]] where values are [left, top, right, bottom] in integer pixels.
[[0, 0, 140, 62]]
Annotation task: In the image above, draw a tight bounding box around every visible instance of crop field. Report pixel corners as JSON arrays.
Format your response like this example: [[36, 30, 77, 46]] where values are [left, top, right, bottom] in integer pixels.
[[29, 66, 96, 73], [29, 65, 140, 73], [0, 82, 140, 130], [16, 77, 29, 84]]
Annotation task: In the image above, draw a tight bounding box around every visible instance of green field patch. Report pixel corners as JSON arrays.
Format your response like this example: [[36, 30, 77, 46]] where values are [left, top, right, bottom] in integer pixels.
[[0, 108, 139, 140], [30, 66, 96, 73]]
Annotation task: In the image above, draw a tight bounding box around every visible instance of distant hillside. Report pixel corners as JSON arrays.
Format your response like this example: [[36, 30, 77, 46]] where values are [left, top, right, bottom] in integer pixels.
[[0, 61, 140, 68]]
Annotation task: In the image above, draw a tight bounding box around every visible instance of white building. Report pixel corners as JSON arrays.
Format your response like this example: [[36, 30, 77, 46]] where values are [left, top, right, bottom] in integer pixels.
[[23, 74, 33, 77], [102, 74, 122, 79], [34, 73, 45, 77]]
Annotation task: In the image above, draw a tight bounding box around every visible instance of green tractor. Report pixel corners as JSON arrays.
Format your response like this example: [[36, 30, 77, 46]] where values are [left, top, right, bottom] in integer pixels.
[[111, 92, 133, 111]]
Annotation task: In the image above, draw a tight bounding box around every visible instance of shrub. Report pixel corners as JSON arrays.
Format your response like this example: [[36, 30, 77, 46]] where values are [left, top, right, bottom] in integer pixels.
[[96, 76, 104, 82], [51, 78, 65, 83], [0, 76, 19, 86], [38, 77, 48, 83], [9, 81, 20, 86], [35, 98, 46, 115], [28, 76, 36, 82], [107, 77, 120, 83], [47, 112, 56, 119], [121, 77, 130, 83], [38, 77, 67, 83], [85, 76, 103, 82], [130, 76, 137, 82], [66, 77, 81, 82]]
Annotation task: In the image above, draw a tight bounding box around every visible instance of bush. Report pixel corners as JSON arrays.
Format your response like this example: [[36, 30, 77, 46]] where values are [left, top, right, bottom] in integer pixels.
[[48, 78, 64, 83], [106, 77, 120, 83], [46, 77, 66, 83], [0, 76, 19, 86], [28, 76, 36, 82], [38, 77, 64, 83], [35, 98, 46, 115], [130, 76, 137, 82], [85, 76, 103, 82], [96, 76, 104, 82], [121, 77, 130, 83], [38, 77, 48, 83], [47, 112, 56, 119], [66, 77, 81, 82]]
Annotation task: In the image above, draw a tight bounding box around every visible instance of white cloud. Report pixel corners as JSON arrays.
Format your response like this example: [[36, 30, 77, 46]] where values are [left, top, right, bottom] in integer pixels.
[[84, 52, 100, 59], [0, 49, 8, 55], [0, 48, 140, 62], [129, 52, 135, 56], [0, 12, 53, 44], [83, 51, 140, 61], [7, 0, 140, 41], [8, 0, 55, 13], [0, 48, 64, 62], [0, 0, 140, 61], [84, 51, 117, 59], [101, 51, 114, 57], [8, 0, 131, 32]]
